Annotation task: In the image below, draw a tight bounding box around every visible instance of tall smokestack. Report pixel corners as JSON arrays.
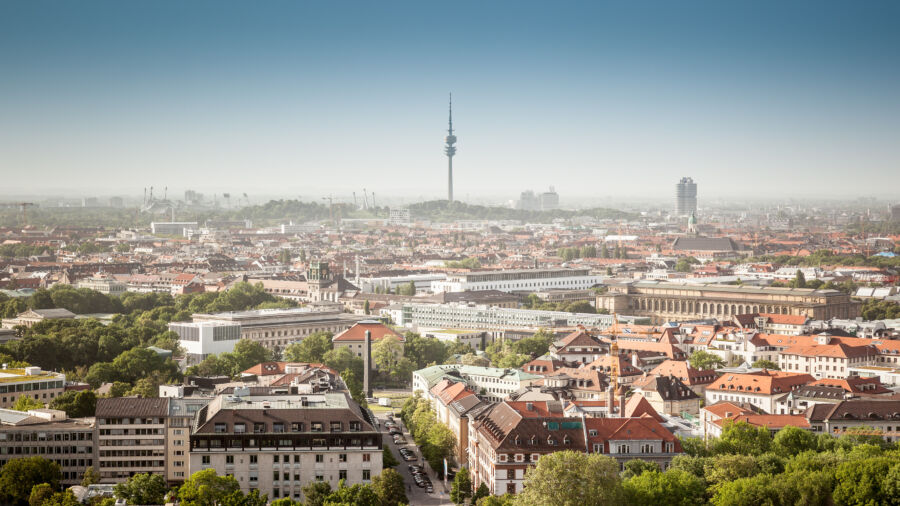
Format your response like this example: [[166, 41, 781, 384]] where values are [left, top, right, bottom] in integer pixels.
[[363, 329, 373, 398]]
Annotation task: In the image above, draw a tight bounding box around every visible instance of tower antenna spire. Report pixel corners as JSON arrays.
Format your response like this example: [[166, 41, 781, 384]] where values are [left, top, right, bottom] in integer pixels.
[[444, 93, 458, 202]]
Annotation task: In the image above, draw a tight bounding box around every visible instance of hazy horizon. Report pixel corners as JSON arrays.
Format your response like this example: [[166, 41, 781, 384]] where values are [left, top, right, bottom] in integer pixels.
[[2, 1, 899, 199]]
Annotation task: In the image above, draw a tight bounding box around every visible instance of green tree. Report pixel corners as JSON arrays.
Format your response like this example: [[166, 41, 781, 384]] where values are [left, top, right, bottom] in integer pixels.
[[283, 332, 333, 363], [38, 491, 80, 506], [0, 457, 61, 506], [621, 459, 660, 479], [833, 457, 894, 506], [710, 473, 778, 506], [623, 469, 706, 506], [516, 451, 623, 506], [791, 269, 807, 289], [472, 483, 489, 504], [373, 335, 404, 372], [704, 454, 761, 489], [301, 481, 332, 506], [715, 421, 772, 456], [382, 447, 399, 469], [675, 257, 700, 272], [114, 473, 168, 505], [751, 359, 780, 370], [28, 484, 54, 506], [403, 332, 449, 369], [371, 468, 407, 506], [477, 495, 515, 506], [772, 425, 817, 457], [50, 390, 97, 418], [12, 396, 43, 412], [364, 300, 371, 315], [450, 467, 472, 504], [688, 349, 725, 371], [177, 469, 241, 506], [81, 466, 100, 486], [324, 482, 378, 506], [323, 347, 364, 380]]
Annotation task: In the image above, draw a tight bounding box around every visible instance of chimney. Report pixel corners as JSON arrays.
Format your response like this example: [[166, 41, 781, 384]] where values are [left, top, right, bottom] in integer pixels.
[[363, 329, 373, 399], [619, 390, 627, 417], [607, 384, 615, 417]]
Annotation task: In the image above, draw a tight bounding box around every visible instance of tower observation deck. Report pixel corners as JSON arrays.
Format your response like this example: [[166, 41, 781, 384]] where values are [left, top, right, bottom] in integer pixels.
[[444, 94, 457, 202]]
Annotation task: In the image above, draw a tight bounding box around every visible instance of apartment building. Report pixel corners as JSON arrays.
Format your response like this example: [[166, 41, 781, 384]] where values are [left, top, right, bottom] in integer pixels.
[[0, 366, 66, 409], [705, 370, 815, 414], [779, 341, 876, 380], [96, 397, 170, 482], [0, 408, 97, 487], [806, 400, 900, 442], [191, 308, 368, 351], [467, 401, 681, 495], [413, 364, 541, 403], [189, 392, 381, 502], [166, 396, 212, 485]]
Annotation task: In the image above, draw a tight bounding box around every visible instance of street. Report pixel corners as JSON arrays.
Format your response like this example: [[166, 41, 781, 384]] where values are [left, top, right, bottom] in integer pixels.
[[377, 412, 450, 505]]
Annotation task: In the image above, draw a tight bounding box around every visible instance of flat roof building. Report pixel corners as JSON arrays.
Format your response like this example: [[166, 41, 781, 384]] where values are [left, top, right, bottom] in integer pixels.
[[432, 268, 601, 294]]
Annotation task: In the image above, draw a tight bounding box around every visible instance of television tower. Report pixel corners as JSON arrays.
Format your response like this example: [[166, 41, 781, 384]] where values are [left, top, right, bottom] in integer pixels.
[[444, 93, 457, 202]]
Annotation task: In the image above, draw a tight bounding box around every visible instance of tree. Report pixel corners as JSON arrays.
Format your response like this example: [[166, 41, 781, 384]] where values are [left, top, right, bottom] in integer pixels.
[[364, 300, 371, 315], [715, 421, 772, 456], [372, 335, 403, 372], [704, 454, 761, 489], [81, 466, 100, 486], [51, 390, 97, 418], [371, 468, 407, 506], [833, 457, 894, 506], [301, 481, 332, 506], [0, 457, 61, 505], [177, 469, 241, 506], [772, 425, 817, 457], [675, 257, 700, 272], [710, 473, 779, 506], [37, 491, 79, 506], [450, 467, 472, 504], [403, 332, 449, 369], [283, 332, 333, 363], [516, 451, 623, 506], [324, 483, 378, 506], [688, 349, 725, 371], [382, 447, 399, 468], [28, 484, 54, 506], [623, 469, 706, 506], [477, 495, 515, 506], [12, 396, 43, 412], [472, 483, 489, 504], [128, 377, 159, 398], [791, 269, 807, 289], [751, 359, 780, 370], [621, 459, 660, 479], [114, 473, 168, 505]]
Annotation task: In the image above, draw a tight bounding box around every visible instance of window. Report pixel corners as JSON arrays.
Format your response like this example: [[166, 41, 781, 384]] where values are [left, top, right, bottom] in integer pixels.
[[291, 422, 304, 432], [311, 422, 324, 432], [339, 469, 347, 480], [226, 455, 234, 464], [253, 423, 266, 434], [362, 470, 371, 481], [273, 423, 285, 433], [339, 454, 347, 462], [274, 455, 279, 463], [250, 455, 258, 464], [315, 454, 324, 463], [234, 423, 246, 433], [363, 454, 371, 462], [202, 456, 210, 465], [214, 423, 227, 433], [330, 422, 342, 432], [498, 454, 508, 462]]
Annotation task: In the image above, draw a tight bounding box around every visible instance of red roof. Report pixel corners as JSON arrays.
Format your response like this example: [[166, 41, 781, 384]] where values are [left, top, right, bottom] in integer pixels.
[[332, 321, 404, 343]]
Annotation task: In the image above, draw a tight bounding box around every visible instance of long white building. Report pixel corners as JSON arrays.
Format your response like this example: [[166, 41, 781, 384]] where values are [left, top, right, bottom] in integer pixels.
[[388, 302, 644, 331], [431, 268, 602, 293]]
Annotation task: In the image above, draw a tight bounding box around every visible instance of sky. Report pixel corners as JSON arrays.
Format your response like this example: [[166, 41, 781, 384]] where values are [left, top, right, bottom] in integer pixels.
[[1, 1, 899, 203]]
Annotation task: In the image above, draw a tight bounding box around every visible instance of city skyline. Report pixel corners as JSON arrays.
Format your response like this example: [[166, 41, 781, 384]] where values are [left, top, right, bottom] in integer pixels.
[[1, 1, 899, 199]]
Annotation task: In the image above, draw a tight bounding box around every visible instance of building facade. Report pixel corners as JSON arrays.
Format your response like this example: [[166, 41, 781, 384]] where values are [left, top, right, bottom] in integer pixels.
[[168, 321, 243, 365], [0, 367, 66, 409], [189, 392, 381, 502], [431, 268, 602, 294], [597, 281, 860, 324], [96, 397, 170, 483], [675, 177, 697, 216]]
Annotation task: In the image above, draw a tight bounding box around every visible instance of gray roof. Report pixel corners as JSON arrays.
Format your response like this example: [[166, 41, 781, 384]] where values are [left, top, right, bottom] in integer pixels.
[[671, 237, 741, 252], [30, 308, 77, 318]]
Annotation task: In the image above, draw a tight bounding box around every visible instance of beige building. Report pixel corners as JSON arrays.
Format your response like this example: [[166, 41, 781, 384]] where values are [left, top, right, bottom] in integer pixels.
[[0, 366, 66, 409], [166, 396, 212, 485], [596, 281, 859, 324], [189, 392, 382, 502], [0, 408, 97, 487], [1, 308, 76, 329], [96, 397, 169, 482], [191, 308, 367, 352]]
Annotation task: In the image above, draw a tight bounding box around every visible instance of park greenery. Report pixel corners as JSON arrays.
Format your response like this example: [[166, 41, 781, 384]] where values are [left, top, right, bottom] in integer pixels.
[[745, 249, 900, 270], [521, 294, 604, 314], [482, 329, 554, 369]]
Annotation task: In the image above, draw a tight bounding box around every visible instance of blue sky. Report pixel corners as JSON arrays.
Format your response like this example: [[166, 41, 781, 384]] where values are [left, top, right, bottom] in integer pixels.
[[1, 1, 898, 201]]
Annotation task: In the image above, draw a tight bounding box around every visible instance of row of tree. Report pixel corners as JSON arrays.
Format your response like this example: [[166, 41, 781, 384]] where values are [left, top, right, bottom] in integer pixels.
[[400, 395, 458, 474]]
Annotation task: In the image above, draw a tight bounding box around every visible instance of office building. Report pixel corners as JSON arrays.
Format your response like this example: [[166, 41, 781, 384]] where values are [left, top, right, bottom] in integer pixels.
[[431, 268, 602, 293], [191, 308, 367, 351], [76, 275, 127, 297], [675, 177, 697, 216], [96, 397, 170, 482], [0, 367, 66, 409], [150, 222, 199, 236], [166, 395, 212, 485], [391, 302, 637, 332], [168, 321, 243, 365], [189, 392, 381, 502], [539, 187, 559, 210], [0, 408, 97, 487]]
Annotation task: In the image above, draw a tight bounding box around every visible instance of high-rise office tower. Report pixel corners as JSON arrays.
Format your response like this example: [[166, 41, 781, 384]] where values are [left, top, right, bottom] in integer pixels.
[[444, 94, 457, 202], [675, 177, 697, 216]]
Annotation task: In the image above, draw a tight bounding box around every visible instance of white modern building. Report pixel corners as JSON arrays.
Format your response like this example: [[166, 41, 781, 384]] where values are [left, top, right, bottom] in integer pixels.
[[168, 321, 242, 364], [431, 268, 602, 294], [389, 302, 640, 331], [150, 222, 199, 236], [356, 273, 446, 294], [76, 276, 127, 296]]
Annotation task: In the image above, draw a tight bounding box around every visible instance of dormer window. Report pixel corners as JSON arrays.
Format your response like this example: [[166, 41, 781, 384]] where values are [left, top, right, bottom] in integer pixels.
[[498, 454, 508, 462]]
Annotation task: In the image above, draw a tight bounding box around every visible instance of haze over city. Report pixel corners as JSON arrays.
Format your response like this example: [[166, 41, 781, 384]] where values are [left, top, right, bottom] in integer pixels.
[[2, 0, 899, 201]]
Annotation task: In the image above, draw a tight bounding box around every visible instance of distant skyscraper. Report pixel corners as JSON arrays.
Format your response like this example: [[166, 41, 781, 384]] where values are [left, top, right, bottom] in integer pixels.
[[675, 177, 697, 216], [444, 94, 457, 202]]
